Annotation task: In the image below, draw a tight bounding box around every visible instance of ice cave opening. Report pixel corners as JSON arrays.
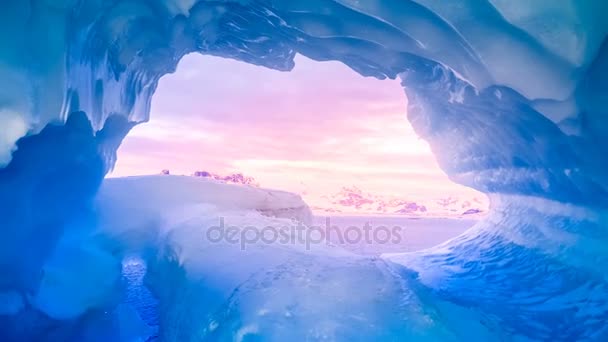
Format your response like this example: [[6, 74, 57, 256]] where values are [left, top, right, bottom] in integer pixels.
[[111, 53, 488, 219], [1, 0, 608, 341], [106, 52, 491, 339]]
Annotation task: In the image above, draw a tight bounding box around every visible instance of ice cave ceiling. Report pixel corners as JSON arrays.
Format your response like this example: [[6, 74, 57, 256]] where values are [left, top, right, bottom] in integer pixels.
[[1, 0, 607, 201]]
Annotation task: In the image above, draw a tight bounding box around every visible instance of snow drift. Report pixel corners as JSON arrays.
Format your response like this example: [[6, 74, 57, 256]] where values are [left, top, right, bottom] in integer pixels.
[[1, 0, 607, 340]]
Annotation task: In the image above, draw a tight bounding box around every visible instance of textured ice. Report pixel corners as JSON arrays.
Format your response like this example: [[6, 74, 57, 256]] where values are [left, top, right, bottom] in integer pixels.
[[1, 0, 608, 340]]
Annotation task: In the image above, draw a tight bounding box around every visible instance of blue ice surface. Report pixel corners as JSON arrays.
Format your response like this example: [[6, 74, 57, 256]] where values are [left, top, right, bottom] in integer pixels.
[[122, 259, 159, 339]]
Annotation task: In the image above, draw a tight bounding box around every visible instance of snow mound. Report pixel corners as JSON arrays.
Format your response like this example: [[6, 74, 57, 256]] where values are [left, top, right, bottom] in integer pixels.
[[98, 175, 312, 224]]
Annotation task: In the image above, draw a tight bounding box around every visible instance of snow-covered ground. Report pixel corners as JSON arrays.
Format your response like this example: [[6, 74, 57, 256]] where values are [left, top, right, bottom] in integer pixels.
[[98, 175, 313, 225], [98, 176, 480, 341], [97, 176, 475, 258], [98, 175, 477, 258]]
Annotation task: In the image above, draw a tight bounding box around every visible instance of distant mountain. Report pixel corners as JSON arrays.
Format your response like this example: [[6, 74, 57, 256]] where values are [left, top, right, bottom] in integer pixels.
[[394, 202, 428, 215], [161, 170, 260, 187], [315, 186, 487, 217], [462, 208, 484, 215]]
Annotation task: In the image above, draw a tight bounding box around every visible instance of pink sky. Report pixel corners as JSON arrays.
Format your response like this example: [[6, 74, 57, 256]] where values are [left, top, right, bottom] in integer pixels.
[[111, 54, 486, 215]]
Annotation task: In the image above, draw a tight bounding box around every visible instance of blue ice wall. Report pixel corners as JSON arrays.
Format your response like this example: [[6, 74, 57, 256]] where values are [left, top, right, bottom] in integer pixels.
[[0, 112, 137, 340], [0, 0, 607, 340]]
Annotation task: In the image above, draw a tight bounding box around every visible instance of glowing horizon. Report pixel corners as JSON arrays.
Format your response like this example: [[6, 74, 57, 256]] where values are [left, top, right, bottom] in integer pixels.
[[111, 54, 487, 215]]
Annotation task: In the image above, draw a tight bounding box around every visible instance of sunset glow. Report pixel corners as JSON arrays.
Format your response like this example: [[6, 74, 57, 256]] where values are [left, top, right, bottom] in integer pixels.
[[112, 54, 487, 215]]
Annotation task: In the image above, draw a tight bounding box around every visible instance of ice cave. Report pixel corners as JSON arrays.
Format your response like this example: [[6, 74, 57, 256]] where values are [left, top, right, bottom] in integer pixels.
[[1, 0, 608, 341]]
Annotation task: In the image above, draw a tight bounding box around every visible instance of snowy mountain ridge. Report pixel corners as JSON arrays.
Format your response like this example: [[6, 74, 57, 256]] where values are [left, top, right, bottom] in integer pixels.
[[313, 186, 488, 217]]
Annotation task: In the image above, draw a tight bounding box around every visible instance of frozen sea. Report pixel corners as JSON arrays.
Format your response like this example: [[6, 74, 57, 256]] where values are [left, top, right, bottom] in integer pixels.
[[311, 215, 477, 256]]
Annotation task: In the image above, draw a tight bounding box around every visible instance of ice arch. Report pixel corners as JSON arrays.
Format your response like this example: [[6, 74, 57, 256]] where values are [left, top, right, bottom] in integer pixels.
[[1, 0, 608, 340]]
